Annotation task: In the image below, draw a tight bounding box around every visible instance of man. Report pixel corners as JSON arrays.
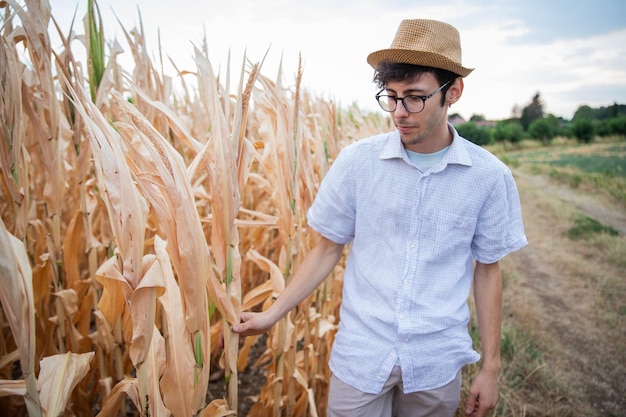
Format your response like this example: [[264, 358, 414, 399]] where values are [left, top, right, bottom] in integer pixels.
[[233, 19, 528, 417]]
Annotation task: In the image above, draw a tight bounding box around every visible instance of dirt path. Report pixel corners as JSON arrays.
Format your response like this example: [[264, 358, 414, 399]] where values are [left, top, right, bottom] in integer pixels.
[[500, 169, 626, 416], [516, 171, 626, 235]]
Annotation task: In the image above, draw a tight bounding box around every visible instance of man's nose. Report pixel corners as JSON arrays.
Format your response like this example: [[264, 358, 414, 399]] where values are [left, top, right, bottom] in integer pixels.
[[394, 101, 409, 116]]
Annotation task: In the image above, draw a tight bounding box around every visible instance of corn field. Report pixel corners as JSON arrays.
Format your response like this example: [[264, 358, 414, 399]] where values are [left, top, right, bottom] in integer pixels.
[[0, 1, 391, 415]]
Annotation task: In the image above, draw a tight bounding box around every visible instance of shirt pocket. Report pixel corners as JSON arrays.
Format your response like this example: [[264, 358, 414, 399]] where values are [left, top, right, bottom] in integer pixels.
[[421, 211, 477, 256]]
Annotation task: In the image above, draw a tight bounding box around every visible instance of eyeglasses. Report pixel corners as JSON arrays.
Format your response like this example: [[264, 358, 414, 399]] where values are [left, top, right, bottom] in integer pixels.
[[375, 80, 452, 114]]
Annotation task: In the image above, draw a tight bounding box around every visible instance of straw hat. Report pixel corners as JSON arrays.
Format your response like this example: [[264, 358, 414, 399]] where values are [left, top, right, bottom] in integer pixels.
[[367, 19, 474, 77]]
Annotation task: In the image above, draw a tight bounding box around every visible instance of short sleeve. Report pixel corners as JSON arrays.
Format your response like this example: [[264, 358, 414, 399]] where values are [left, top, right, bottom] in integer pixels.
[[471, 170, 528, 263], [306, 146, 357, 244]]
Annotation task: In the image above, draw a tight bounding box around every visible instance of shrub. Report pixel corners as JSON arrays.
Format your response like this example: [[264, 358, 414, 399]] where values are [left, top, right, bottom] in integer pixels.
[[609, 116, 626, 136], [528, 117, 557, 144], [571, 119, 595, 143], [494, 120, 524, 144], [456, 122, 493, 146]]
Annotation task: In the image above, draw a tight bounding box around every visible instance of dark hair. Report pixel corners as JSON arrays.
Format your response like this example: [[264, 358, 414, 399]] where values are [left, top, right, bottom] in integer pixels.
[[373, 62, 458, 106]]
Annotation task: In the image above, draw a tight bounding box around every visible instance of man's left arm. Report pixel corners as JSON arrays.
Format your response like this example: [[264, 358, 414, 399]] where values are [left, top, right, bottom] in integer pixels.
[[465, 261, 502, 416]]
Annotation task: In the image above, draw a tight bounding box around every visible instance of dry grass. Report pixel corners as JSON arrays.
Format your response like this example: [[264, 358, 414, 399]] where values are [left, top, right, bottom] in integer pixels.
[[489, 164, 626, 416]]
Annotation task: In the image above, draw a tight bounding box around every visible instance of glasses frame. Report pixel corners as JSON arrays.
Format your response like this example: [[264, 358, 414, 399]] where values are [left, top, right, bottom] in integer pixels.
[[375, 80, 452, 114]]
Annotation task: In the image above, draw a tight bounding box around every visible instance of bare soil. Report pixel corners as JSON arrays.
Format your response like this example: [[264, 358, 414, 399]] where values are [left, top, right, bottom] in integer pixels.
[[207, 335, 268, 416], [499, 169, 626, 416]]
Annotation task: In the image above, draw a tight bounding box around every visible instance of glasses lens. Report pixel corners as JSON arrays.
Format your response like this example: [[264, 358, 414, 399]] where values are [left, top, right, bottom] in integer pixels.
[[377, 95, 396, 112], [403, 96, 425, 113]]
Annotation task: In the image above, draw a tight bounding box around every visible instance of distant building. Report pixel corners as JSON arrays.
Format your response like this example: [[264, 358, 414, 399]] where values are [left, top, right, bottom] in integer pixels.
[[448, 114, 466, 126], [474, 120, 497, 128], [448, 115, 497, 128]]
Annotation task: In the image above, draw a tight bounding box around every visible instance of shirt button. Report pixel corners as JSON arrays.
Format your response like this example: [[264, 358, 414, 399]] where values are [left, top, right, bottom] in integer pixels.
[[399, 314, 405, 319], [403, 279, 408, 285]]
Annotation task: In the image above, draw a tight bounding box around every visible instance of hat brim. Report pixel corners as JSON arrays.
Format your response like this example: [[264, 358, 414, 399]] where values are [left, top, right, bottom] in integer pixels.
[[367, 49, 474, 78]]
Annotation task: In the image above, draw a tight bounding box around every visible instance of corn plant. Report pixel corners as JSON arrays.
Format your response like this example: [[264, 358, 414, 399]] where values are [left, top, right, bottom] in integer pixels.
[[0, 1, 386, 416]]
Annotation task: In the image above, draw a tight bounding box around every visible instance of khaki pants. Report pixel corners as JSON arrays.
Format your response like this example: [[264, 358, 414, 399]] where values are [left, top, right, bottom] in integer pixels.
[[327, 367, 462, 417]]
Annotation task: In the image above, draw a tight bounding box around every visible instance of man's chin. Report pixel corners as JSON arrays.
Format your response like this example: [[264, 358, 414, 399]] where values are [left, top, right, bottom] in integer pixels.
[[400, 134, 425, 148]]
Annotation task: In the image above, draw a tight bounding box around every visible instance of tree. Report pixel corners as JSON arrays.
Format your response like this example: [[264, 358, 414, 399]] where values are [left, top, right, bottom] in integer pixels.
[[510, 104, 522, 119], [609, 116, 626, 136], [573, 105, 596, 120], [494, 120, 524, 144], [595, 116, 626, 137], [571, 119, 595, 143], [520, 92, 544, 131], [469, 114, 486, 122], [528, 117, 557, 144], [456, 122, 493, 146], [593, 119, 612, 137]]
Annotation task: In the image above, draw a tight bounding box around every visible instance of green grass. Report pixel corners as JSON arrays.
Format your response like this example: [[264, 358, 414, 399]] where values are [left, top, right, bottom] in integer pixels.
[[501, 140, 625, 172], [505, 140, 626, 204], [548, 152, 626, 177], [566, 214, 619, 240]]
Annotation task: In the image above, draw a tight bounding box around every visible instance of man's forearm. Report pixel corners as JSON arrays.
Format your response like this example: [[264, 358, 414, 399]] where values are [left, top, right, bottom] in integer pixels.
[[266, 235, 344, 323], [473, 261, 503, 372]]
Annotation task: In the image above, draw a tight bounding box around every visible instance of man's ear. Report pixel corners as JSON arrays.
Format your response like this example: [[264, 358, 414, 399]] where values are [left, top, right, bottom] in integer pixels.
[[447, 77, 464, 106]]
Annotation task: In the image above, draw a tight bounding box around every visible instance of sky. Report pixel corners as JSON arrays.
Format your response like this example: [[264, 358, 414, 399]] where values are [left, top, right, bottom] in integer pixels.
[[49, 0, 626, 121]]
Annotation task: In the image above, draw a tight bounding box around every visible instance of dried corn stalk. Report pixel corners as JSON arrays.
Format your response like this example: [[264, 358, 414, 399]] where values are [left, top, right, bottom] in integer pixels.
[[0, 1, 387, 416]]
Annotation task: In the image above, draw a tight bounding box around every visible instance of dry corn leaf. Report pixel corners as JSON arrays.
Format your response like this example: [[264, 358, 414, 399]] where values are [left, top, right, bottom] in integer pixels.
[[52, 288, 87, 351], [236, 206, 279, 227], [95, 377, 140, 417], [0, 24, 26, 210], [236, 334, 256, 372], [95, 253, 130, 327], [245, 248, 286, 295], [0, 349, 20, 370], [272, 314, 296, 354], [38, 351, 94, 417], [126, 81, 204, 154], [155, 236, 204, 416], [129, 254, 165, 366], [145, 327, 170, 417], [61, 76, 158, 406], [89, 310, 115, 354], [241, 280, 273, 312], [5, 0, 58, 168], [53, 288, 79, 318], [111, 93, 220, 331], [110, 93, 216, 410], [0, 379, 27, 397], [0, 218, 36, 362], [202, 399, 237, 417], [62, 78, 148, 293], [74, 282, 97, 346], [293, 368, 319, 417], [61, 210, 86, 290], [254, 72, 297, 245], [0, 216, 39, 411]]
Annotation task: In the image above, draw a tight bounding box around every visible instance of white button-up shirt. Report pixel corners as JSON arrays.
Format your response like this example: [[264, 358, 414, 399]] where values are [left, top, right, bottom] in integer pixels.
[[307, 126, 527, 394]]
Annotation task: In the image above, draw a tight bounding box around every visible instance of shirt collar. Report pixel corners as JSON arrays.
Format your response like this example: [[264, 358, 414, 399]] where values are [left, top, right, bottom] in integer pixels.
[[380, 122, 473, 168]]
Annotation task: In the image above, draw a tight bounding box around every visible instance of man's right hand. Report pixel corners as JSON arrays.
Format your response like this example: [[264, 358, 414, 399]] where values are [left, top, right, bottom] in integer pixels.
[[232, 311, 276, 337]]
